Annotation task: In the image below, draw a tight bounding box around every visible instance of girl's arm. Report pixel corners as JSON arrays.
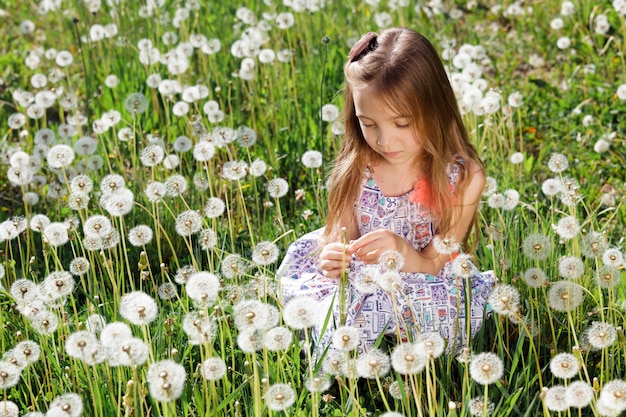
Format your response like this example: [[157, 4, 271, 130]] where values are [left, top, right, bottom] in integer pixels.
[[350, 165, 485, 275]]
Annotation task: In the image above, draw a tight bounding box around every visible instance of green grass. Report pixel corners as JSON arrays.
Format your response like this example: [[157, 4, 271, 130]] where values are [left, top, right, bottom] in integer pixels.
[[0, 0, 625, 416]]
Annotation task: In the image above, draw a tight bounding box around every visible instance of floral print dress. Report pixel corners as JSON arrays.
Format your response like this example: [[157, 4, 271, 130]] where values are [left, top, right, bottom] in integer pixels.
[[278, 162, 495, 353]]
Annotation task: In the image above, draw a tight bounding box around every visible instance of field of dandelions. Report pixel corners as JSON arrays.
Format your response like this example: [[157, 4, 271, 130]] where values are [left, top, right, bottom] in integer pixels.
[[0, 0, 626, 416]]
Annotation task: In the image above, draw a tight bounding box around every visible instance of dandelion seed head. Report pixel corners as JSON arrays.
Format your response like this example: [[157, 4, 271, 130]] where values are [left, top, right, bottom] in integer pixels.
[[41, 270, 75, 300], [174, 265, 196, 285], [157, 282, 178, 300], [332, 325, 361, 351], [375, 270, 403, 292], [144, 181, 166, 203], [65, 330, 100, 360], [250, 158, 267, 177], [378, 250, 404, 272], [581, 231, 608, 258], [468, 397, 495, 416], [353, 265, 379, 294], [547, 281, 583, 312], [282, 296, 319, 329], [0, 361, 22, 389], [222, 160, 248, 181], [185, 271, 220, 308], [522, 233, 552, 260], [182, 311, 215, 345], [596, 266, 621, 289], [264, 383, 296, 411], [252, 241, 280, 266], [43, 222, 69, 247], [119, 291, 158, 325], [543, 385, 568, 412], [356, 348, 391, 379], [200, 357, 227, 381], [549, 353, 579, 379], [233, 299, 273, 331], [469, 352, 503, 385], [523, 267, 547, 288], [417, 332, 446, 359], [602, 248, 624, 268], [554, 216, 580, 240], [199, 228, 218, 250], [128, 224, 153, 247], [557, 256, 585, 280], [598, 379, 626, 414], [147, 360, 186, 402], [547, 153, 569, 173], [585, 321, 617, 350], [165, 174, 188, 197], [204, 197, 226, 218], [268, 178, 289, 198], [391, 342, 428, 375], [566, 380, 594, 409], [487, 284, 521, 316], [432, 236, 459, 255], [301, 150, 323, 168], [305, 374, 332, 393], [237, 328, 265, 353], [263, 326, 293, 351], [174, 210, 203, 236]]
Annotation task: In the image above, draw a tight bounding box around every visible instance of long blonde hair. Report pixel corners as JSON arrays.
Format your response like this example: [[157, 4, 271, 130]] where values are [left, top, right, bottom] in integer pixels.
[[325, 28, 483, 243]]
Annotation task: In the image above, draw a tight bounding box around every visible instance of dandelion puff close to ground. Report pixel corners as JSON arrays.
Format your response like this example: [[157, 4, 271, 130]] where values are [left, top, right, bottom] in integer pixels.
[[119, 291, 158, 325], [543, 385, 569, 412], [332, 325, 361, 351], [469, 352, 503, 385], [147, 360, 187, 402], [487, 283, 521, 316], [566, 380, 594, 409], [547, 281, 583, 312], [522, 233, 552, 260], [264, 383, 296, 411], [391, 342, 428, 375], [201, 357, 227, 380], [282, 296, 319, 330], [549, 352, 579, 379]]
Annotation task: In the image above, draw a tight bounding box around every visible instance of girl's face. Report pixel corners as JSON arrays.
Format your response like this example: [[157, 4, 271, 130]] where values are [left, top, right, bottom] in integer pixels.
[[353, 88, 423, 167]]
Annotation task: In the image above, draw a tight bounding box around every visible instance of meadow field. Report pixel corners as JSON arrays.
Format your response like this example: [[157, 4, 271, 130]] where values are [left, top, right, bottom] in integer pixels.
[[0, 0, 625, 416]]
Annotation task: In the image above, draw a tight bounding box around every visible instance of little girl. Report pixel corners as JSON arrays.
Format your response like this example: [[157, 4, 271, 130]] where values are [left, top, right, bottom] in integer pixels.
[[279, 28, 494, 353]]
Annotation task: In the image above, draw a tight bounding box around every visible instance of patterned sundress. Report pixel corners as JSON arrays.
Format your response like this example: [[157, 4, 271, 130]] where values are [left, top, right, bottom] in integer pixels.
[[278, 162, 495, 354]]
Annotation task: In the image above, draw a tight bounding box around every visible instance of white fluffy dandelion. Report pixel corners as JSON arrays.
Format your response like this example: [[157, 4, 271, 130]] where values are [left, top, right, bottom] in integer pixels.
[[282, 296, 319, 329], [252, 241, 280, 266], [201, 357, 227, 380], [549, 352, 579, 379], [469, 352, 503, 385], [268, 178, 289, 198], [391, 342, 428, 375], [119, 291, 158, 325], [332, 325, 361, 351], [147, 360, 187, 402], [547, 281, 583, 312]]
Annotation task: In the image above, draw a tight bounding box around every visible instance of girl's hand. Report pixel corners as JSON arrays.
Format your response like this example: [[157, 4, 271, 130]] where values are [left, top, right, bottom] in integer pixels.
[[319, 242, 353, 279], [349, 230, 411, 264]]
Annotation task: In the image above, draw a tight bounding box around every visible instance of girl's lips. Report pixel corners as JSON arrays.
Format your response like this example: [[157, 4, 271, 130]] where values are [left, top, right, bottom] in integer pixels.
[[382, 151, 400, 158]]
